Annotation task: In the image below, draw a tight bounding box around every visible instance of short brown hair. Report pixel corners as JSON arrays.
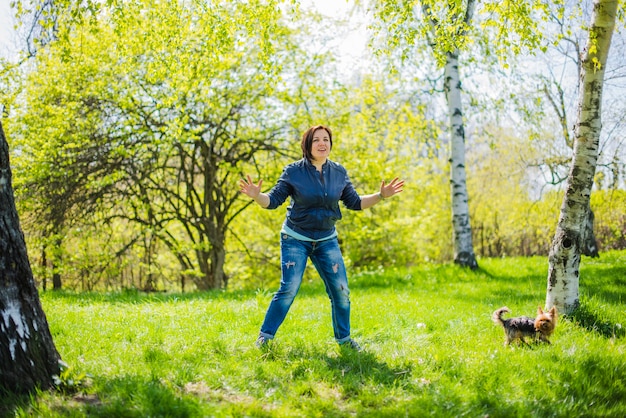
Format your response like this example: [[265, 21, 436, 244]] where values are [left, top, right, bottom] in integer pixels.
[[301, 125, 332, 161]]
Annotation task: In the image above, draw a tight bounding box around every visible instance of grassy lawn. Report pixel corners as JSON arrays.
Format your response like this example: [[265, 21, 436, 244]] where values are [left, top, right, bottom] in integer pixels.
[[3, 251, 625, 417]]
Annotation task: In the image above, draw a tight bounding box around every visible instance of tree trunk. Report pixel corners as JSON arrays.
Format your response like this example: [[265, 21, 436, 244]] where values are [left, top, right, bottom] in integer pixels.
[[541, 59, 601, 258], [52, 237, 63, 290], [40, 246, 48, 291], [546, 0, 617, 315], [0, 121, 62, 393], [52, 269, 62, 290], [581, 207, 599, 257], [193, 244, 227, 290], [210, 243, 228, 289], [444, 50, 478, 270]]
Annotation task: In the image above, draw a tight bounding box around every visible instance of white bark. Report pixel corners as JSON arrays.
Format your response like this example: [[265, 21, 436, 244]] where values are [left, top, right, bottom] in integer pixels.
[[444, 51, 478, 269], [546, 0, 617, 314], [423, 0, 478, 269]]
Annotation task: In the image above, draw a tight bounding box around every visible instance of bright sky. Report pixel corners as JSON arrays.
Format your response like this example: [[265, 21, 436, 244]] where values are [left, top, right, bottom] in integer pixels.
[[301, 0, 368, 65], [0, 0, 16, 57]]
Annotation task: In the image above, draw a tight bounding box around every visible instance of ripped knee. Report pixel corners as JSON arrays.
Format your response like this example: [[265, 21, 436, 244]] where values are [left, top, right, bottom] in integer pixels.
[[338, 282, 350, 298]]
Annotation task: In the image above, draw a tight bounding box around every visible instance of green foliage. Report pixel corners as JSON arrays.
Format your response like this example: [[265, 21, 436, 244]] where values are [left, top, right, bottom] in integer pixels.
[[467, 127, 559, 257], [591, 189, 626, 251], [5, 0, 626, 293], [372, 0, 558, 67], [0, 57, 20, 117], [9, 0, 325, 290], [465, 123, 626, 258], [332, 75, 450, 268], [5, 252, 625, 416], [479, 0, 552, 56]]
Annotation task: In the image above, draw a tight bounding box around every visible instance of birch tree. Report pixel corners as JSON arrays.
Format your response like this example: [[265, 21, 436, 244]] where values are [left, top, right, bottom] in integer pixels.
[[545, 0, 618, 314], [540, 77, 599, 257], [0, 120, 62, 393], [435, 1, 479, 269], [374, 0, 480, 268], [372, 0, 562, 268]]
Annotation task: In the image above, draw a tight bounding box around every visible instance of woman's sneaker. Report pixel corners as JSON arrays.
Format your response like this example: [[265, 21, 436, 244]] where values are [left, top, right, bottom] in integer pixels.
[[255, 335, 268, 348], [340, 339, 362, 352]]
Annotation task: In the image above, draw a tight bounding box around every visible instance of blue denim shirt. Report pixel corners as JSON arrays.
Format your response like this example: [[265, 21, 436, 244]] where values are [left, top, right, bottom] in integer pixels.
[[266, 158, 362, 240]]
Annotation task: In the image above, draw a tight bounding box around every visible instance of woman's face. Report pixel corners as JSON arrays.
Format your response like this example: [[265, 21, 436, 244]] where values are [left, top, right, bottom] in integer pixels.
[[310, 129, 331, 162]]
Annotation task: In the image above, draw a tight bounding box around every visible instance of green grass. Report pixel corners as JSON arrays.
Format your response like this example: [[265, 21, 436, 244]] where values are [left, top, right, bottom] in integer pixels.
[[3, 251, 625, 417]]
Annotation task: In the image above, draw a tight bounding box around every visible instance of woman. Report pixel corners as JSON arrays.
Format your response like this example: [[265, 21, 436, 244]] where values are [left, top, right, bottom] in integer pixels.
[[239, 125, 404, 350]]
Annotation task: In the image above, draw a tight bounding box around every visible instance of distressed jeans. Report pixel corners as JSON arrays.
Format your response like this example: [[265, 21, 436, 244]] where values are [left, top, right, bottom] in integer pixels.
[[259, 234, 352, 343]]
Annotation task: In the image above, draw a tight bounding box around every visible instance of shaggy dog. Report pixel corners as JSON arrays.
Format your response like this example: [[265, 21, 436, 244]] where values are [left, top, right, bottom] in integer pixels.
[[492, 306, 557, 346]]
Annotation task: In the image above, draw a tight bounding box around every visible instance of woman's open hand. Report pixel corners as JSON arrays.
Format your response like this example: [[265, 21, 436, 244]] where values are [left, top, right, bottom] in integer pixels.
[[239, 175, 263, 199], [379, 177, 404, 199]]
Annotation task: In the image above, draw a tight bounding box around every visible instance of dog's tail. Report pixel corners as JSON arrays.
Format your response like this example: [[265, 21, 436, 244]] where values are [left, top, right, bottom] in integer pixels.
[[492, 307, 510, 326]]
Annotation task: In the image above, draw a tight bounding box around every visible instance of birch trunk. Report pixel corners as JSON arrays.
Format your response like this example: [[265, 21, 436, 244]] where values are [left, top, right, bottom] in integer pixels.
[[444, 50, 478, 270], [546, 0, 617, 314], [581, 207, 599, 258], [0, 121, 62, 393]]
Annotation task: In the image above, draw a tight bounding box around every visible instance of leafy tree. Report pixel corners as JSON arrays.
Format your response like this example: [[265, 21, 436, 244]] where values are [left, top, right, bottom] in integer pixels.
[[101, 0, 318, 290], [467, 126, 562, 257], [546, 0, 619, 314], [371, 0, 621, 271], [10, 0, 327, 290], [0, 120, 62, 393], [333, 75, 446, 267], [10, 19, 133, 290], [509, 0, 626, 258], [370, 0, 556, 269], [372, 0, 482, 269], [590, 189, 626, 250]]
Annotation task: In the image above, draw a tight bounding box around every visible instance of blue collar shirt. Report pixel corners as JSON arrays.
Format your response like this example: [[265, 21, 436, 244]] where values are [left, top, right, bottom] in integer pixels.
[[266, 158, 362, 241]]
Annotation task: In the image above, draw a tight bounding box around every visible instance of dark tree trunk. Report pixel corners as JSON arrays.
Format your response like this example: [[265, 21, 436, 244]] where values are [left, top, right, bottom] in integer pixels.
[[581, 207, 599, 257], [40, 246, 48, 291], [194, 244, 227, 290], [0, 121, 62, 394], [52, 237, 63, 290], [52, 270, 62, 290]]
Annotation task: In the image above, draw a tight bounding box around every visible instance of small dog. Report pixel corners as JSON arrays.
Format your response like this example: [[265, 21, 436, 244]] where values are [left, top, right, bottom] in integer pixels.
[[492, 306, 557, 346]]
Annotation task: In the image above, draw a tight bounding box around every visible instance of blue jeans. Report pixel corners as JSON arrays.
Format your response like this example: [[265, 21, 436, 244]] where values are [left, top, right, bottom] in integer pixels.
[[259, 234, 352, 343]]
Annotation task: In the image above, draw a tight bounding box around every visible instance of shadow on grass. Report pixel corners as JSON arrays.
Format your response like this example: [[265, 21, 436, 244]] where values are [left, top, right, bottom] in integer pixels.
[[25, 376, 203, 418], [0, 386, 109, 417], [260, 342, 413, 392], [0, 389, 32, 418], [328, 347, 413, 389], [567, 302, 625, 339], [7, 352, 412, 417]]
